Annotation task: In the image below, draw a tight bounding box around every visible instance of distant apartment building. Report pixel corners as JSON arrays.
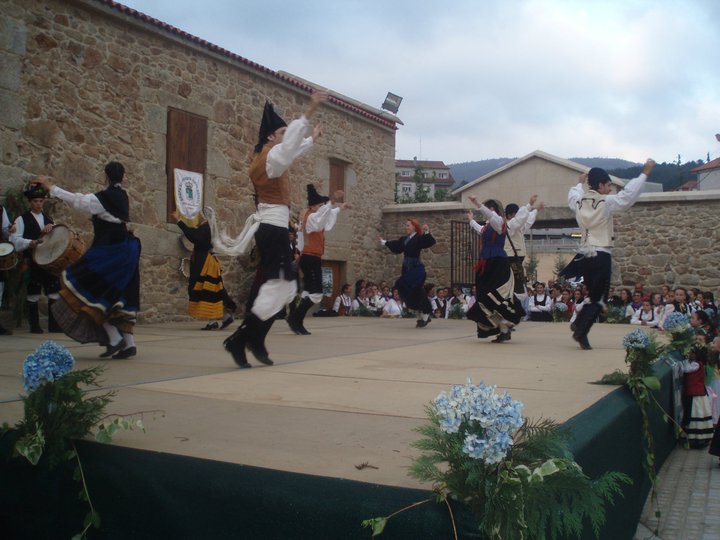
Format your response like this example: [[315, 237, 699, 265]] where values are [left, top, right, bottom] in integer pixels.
[[395, 159, 454, 199]]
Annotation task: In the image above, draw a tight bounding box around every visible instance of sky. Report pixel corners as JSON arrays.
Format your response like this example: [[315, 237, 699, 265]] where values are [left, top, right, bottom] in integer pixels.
[[118, 0, 720, 165]]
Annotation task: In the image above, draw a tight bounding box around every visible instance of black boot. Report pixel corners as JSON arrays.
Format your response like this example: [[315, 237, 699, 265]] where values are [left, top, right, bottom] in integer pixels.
[[28, 302, 43, 334], [223, 324, 251, 368], [245, 314, 274, 365], [48, 299, 62, 333], [572, 303, 600, 350], [292, 297, 314, 335]]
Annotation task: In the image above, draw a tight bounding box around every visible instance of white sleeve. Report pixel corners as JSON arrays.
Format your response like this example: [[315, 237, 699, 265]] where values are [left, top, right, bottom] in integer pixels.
[[568, 183, 584, 210], [1, 208, 9, 240], [9, 216, 31, 252], [333, 296, 341, 312], [605, 174, 647, 214], [266, 116, 313, 178], [50, 186, 105, 215], [475, 204, 504, 233], [630, 309, 642, 324], [469, 219, 483, 234], [525, 208, 537, 231], [507, 205, 530, 235], [679, 360, 700, 373], [305, 203, 339, 233]]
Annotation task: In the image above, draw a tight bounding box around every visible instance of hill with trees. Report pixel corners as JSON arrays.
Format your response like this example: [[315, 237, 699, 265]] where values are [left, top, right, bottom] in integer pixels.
[[449, 156, 705, 191]]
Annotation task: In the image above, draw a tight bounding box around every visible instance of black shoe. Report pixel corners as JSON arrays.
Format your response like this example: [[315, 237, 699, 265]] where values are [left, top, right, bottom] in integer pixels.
[[298, 324, 311, 335], [492, 332, 511, 343], [220, 316, 234, 330], [100, 339, 126, 358], [202, 322, 219, 330], [416, 319, 428, 328], [573, 333, 592, 350], [246, 340, 274, 365], [224, 329, 251, 368], [112, 346, 137, 359], [286, 316, 303, 335]]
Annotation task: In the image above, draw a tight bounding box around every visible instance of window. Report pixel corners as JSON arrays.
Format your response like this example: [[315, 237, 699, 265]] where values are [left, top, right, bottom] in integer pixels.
[[329, 159, 347, 200], [166, 108, 207, 222], [438, 172, 447, 179], [402, 184, 412, 193], [400, 170, 411, 177]]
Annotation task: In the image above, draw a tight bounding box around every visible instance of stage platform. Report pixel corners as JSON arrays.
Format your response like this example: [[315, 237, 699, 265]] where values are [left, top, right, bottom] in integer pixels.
[[0, 317, 677, 539], [1, 317, 638, 489]]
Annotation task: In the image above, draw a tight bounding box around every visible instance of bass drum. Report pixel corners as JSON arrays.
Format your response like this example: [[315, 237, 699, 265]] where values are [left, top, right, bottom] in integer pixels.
[[33, 224, 86, 275], [0, 242, 18, 271]]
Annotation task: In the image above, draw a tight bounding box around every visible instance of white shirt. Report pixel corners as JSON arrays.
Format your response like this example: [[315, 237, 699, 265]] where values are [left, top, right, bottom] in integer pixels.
[[567, 173, 647, 254], [297, 201, 340, 252], [265, 115, 314, 179], [529, 293, 552, 313], [631, 308, 660, 328], [333, 294, 352, 313], [469, 204, 504, 234], [505, 204, 537, 257], [10, 211, 49, 253], [382, 298, 403, 317], [49, 185, 123, 222], [1, 206, 10, 241]]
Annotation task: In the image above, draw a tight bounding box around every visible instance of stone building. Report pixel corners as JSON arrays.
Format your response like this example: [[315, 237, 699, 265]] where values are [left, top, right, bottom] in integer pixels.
[[0, 0, 400, 322]]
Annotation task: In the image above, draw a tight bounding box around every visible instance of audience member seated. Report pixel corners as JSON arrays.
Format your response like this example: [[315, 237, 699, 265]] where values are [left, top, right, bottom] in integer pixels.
[[528, 281, 552, 322], [631, 299, 660, 328], [381, 287, 405, 318]]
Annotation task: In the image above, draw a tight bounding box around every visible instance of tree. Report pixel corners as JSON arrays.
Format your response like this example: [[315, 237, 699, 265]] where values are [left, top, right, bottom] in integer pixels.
[[553, 254, 568, 285], [525, 253, 539, 284], [413, 165, 431, 203]]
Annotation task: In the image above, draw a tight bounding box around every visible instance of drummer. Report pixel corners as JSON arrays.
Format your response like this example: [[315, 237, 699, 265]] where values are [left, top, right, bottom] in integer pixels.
[[9, 182, 61, 334], [36, 162, 141, 359], [0, 201, 12, 335]]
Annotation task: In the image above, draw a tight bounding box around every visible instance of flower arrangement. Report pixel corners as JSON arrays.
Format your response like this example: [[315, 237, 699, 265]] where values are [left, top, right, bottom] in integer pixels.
[[551, 301, 569, 322], [604, 305, 631, 324], [10, 341, 146, 539], [447, 303, 466, 320], [364, 379, 630, 539]]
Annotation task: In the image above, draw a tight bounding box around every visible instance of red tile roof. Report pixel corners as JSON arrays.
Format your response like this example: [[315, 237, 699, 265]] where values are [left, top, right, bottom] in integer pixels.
[[674, 180, 698, 191], [395, 160, 449, 169], [97, 1, 398, 129], [690, 157, 720, 172]]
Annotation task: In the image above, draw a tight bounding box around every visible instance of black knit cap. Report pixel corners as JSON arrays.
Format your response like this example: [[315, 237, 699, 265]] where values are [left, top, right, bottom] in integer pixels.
[[255, 101, 287, 153], [307, 184, 330, 206], [23, 182, 48, 200], [588, 167, 611, 189]]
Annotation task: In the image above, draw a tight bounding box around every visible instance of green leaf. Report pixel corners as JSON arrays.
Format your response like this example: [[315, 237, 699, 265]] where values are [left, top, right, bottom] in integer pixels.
[[361, 517, 388, 536], [641, 376, 661, 391]]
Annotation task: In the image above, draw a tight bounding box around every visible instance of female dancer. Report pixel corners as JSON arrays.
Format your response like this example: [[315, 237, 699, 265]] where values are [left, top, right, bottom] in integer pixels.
[[466, 195, 524, 342], [380, 219, 436, 327]]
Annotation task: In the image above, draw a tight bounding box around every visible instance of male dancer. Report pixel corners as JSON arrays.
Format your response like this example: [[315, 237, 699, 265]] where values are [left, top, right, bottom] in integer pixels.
[[10, 182, 61, 333], [287, 184, 350, 335], [224, 90, 327, 368], [561, 159, 655, 349], [504, 194, 543, 311]]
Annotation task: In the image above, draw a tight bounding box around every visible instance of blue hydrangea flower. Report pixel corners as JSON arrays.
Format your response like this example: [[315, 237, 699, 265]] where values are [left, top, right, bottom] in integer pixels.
[[553, 302, 568, 313], [663, 312, 690, 334], [22, 340, 76, 393], [623, 329, 650, 350], [434, 379, 524, 465]]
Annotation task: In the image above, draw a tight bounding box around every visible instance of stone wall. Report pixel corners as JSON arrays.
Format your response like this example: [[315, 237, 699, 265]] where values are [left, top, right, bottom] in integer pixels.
[[614, 191, 720, 291], [0, 0, 396, 322]]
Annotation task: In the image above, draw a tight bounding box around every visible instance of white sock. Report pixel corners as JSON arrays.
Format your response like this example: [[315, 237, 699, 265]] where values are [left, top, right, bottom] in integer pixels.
[[422, 313, 430, 322], [121, 332, 135, 348], [102, 323, 122, 346]]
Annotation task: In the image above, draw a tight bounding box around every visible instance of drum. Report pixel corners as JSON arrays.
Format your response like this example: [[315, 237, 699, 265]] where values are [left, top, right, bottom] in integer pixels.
[[33, 224, 86, 275], [0, 242, 18, 271]]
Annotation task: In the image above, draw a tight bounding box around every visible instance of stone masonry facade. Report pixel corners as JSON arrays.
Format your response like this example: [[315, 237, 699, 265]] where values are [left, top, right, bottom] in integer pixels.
[[0, 0, 397, 322]]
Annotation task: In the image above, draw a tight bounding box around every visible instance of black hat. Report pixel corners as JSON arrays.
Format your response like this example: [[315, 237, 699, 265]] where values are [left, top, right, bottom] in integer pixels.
[[255, 101, 287, 153], [307, 184, 330, 206], [588, 167, 611, 189], [23, 182, 48, 200]]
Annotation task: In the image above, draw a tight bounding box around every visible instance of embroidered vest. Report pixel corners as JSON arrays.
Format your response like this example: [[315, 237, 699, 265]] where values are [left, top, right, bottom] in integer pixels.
[[576, 191, 614, 248]]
